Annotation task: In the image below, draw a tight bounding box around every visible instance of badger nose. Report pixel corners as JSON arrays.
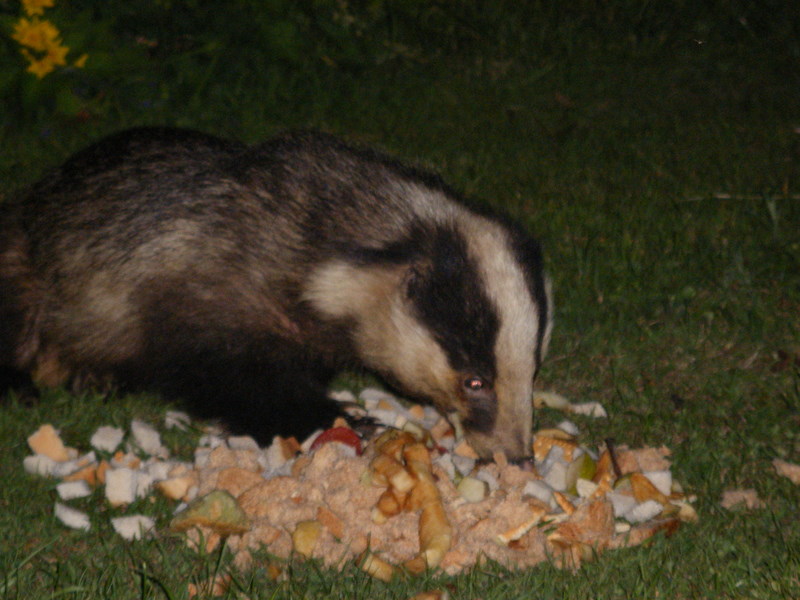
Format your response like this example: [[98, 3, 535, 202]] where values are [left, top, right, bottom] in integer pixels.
[[509, 455, 536, 471], [466, 427, 532, 461]]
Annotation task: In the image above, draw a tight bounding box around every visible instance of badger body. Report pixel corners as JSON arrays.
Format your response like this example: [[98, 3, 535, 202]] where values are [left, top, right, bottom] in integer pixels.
[[0, 127, 552, 459]]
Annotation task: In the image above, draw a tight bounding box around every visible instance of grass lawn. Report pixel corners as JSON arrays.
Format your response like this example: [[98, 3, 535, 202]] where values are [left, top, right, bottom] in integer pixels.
[[1, 3, 799, 598]]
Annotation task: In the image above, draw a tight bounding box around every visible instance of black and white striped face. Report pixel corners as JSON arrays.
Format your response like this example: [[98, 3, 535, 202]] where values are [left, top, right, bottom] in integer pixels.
[[304, 202, 552, 460], [398, 214, 552, 460]]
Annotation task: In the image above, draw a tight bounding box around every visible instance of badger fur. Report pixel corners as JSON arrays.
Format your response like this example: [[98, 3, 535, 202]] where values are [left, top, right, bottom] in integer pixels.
[[0, 127, 553, 459]]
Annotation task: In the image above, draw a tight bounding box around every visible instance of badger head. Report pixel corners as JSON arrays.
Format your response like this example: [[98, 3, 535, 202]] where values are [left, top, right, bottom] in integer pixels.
[[304, 213, 552, 461]]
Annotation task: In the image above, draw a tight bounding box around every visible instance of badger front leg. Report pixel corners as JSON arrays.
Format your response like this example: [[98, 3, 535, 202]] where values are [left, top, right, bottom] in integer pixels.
[[115, 348, 345, 445]]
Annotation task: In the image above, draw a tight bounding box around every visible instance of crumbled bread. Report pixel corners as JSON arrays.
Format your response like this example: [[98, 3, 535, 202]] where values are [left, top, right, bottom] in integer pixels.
[[28, 425, 70, 462], [23, 454, 57, 477], [111, 515, 156, 540], [105, 467, 138, 507], [453, 439, 479, 459], [54, 502, 90, 531], [91, 426, 124, 453], [131, 419, 165, 456], [164, 410, 191, 430], [57, 480, 92, 500]]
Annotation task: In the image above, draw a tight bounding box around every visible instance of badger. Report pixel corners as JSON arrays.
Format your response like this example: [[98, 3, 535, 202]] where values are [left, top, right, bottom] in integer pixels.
[[0, 127, 552, 459]]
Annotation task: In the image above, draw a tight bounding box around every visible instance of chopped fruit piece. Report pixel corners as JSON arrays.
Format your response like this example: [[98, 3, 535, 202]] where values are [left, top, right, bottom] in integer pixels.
[[309, 427, 363, 455]]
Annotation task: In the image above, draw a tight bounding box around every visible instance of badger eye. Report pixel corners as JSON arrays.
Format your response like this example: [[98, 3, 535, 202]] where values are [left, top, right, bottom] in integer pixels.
[[462, 375, 496, 413], [464, 376, 486, 392]]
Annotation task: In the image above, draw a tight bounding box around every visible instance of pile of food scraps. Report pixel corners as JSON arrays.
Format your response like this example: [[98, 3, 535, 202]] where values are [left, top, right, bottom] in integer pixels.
[[23, 389, 701, 580]]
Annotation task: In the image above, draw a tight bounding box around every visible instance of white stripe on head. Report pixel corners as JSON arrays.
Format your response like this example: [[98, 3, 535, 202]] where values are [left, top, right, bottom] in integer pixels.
[[457, 214, 541, 456], [302, 258, 457, 403]]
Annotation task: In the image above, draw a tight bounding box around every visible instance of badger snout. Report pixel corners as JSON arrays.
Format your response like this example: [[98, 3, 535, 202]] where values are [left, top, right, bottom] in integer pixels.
[[452, 379, 534, 461], [464, 422, 532, 461]]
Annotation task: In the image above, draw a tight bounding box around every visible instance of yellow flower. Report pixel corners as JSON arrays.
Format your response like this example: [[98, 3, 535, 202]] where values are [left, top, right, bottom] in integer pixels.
[[26, 59, 55, 78], [20, 48, 55, 78], [45, 42, 68, 67], [16, 21, 70, 79], [12, 12, 81, 79], [12, 17, 61, 51], [21, 0, 55, 18], [73, 53, 88, 68]]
